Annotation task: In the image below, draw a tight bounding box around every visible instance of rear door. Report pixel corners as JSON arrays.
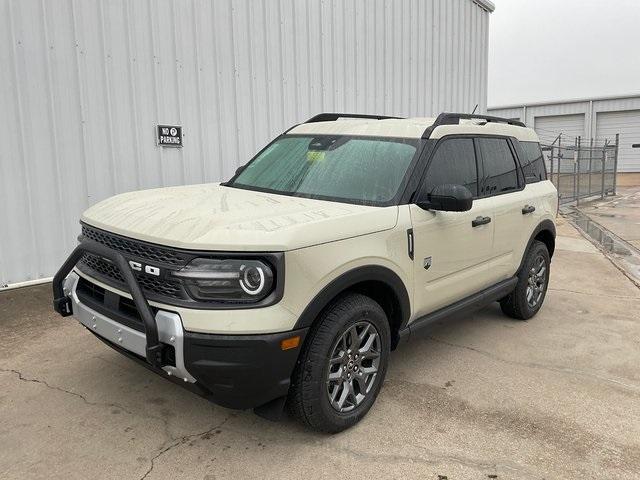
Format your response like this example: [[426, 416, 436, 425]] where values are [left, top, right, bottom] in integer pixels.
[[476, 137, 539, 281], [409, 137, 495, 318]]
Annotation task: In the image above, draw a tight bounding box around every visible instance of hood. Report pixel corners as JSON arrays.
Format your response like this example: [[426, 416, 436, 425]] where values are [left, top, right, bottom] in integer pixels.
[[81, 183, 398, 251]]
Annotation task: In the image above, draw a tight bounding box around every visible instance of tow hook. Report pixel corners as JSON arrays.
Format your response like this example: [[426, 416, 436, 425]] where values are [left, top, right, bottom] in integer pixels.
[[146, 344, 166, 368], [53, 296, 73, 317]]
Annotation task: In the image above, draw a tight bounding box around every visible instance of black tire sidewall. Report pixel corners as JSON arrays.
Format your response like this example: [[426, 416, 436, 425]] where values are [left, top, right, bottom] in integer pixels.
[[516, 241, 551, 318], [302, 294, 391, 432]]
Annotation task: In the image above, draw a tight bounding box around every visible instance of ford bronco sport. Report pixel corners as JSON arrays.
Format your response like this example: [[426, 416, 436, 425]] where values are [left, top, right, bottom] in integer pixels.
[[53, 112, 557, 432]]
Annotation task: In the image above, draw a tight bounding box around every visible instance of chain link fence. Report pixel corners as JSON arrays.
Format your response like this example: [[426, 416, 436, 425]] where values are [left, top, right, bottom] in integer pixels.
[[542, 134, 619, 205]]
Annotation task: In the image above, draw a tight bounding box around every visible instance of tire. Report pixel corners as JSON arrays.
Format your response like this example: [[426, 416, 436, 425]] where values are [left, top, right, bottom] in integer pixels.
[[500, 240, 551, 320], [288, 293, 391, 433]]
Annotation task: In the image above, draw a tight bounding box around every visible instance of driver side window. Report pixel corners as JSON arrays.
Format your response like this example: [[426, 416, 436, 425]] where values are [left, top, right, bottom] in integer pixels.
[[422, 138, 479, 197]]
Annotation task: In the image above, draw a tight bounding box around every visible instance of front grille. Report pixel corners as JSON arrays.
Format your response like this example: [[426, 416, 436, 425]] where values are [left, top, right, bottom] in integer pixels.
[[78, 224, 187, 301], [137, 273, 182, 298], [75, 223, 284, 310], [80, 252, 125, 283], [78, 252, 184, 299], [81, 225, 188, 266]]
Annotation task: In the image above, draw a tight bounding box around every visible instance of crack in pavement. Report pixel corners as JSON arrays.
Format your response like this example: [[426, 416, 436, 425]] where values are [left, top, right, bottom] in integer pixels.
[[330, 442, 544, 480], [548, 287, 640, 300], [139, 414, 232, 480], [1, 367, 232, 479], [383, 377, 640, 478], [426, 337, 640, 395], [213, 420, 543, 480], [0, 367, 135, 415], [0, 367, 177, 441]]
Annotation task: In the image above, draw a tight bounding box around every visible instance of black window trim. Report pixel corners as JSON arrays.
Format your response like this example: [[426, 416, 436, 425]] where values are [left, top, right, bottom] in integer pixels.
[[412, 134, 482, 200], [410, 133, 533, 204], [222, 130, 540, 208], [474, 135, 527, 199], [516, 140, 548, 184]]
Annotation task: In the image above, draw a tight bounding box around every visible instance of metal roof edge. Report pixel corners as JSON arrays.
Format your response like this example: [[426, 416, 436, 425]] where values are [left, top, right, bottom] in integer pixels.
[[474, 0, 495, 13], [488, 92, 640, 110]]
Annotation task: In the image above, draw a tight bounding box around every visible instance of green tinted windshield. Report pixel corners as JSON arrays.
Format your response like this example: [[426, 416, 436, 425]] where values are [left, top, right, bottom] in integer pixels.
[[229, 135, 418, 204]]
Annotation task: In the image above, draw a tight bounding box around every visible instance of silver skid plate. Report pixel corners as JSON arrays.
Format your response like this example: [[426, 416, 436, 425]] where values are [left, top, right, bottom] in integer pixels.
[[65, 274, 196, 383]]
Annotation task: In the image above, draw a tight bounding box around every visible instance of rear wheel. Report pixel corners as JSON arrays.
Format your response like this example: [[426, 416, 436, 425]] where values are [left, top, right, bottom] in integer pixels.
[[288, 293, 390, 433], [500, 240, 550, 320]]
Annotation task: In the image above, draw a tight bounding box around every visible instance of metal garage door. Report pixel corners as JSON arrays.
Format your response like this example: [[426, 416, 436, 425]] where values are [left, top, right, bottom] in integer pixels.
[[596, 110, 640, 172], [534, 114, 586, 146]]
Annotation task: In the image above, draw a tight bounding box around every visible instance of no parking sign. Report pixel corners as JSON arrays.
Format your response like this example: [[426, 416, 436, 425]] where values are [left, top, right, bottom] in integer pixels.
[[157, 125, 183, 147]]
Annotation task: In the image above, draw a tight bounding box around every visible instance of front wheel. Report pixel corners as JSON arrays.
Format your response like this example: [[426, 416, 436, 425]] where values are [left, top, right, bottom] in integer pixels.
[[500, 240, 551, 320], [288, 293, 390, 433]]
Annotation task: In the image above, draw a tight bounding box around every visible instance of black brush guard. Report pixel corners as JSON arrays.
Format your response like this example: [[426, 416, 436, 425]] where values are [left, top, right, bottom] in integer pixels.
[[52, 239, 164, 368]]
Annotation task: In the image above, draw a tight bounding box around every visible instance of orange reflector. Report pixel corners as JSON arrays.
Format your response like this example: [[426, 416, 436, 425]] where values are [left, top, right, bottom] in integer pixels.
[[280, 336, 300, 351]]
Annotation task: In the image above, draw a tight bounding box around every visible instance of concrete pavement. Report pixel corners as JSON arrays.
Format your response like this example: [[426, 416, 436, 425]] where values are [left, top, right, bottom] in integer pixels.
[[1, 219, 639, 479], [579, 186, 640, 251]]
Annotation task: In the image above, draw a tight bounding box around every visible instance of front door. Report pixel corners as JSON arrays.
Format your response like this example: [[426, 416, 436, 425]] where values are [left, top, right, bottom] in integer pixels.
[[409, 137, 495, 319]]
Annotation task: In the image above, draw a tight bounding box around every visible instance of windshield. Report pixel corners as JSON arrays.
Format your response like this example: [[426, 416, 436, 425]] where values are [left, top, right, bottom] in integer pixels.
[[228, 135, 418, 205]]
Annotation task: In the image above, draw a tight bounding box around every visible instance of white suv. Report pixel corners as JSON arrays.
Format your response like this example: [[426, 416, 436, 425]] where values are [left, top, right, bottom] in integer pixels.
[[53, 113, 557, 432]]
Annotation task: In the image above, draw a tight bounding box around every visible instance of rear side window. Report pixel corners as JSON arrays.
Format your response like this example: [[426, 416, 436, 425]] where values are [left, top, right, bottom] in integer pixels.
[[520, 141, 547, 183], [423, 138, 478, 196], [477, 138, 519, 196]]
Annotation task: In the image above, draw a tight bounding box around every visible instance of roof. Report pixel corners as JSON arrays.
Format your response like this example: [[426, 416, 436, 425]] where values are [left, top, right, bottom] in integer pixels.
[[288, 117, 539, 142], [289, 118, 437, 139], [474, 0, 496, 13], [488, 92, 640, 110]]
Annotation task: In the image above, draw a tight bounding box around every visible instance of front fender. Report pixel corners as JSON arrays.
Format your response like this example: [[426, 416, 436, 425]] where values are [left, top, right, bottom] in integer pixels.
[[293, 265, 410, 330]]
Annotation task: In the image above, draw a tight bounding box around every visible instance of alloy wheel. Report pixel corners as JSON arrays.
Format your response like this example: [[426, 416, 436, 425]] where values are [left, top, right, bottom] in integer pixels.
[[526, 254, 547, 308], [326, 321, 381, 413]]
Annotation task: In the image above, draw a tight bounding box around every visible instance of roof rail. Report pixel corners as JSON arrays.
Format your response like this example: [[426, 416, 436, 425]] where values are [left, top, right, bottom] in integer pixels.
[[305, 113, 403, 123], [422, 112, 526, 139]]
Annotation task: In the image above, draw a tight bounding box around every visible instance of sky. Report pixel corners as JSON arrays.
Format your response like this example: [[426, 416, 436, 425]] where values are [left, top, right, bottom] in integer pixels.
[[488, 0, 640, 107]]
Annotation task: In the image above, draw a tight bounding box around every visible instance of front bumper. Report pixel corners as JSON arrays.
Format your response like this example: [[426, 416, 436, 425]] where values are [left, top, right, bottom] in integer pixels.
[[63, 274, 196, 383], [54, 242, 307, 411]]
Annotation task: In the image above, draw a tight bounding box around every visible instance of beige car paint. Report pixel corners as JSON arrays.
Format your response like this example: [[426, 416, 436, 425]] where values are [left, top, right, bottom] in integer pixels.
[[73, 119, 557, 335], [409, 197, 497, 318], [289, 117, 539, 143], [74, 206, 413, 334], [490, 181, 558, 281], [430, 123, 539, 142], [289, 117, 437, 139], [81, 183, 398, 252]]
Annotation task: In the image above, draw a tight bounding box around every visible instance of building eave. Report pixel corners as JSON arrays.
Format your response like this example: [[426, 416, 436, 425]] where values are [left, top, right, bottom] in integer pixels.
[[474, 0, 495, 13], [489, 92, 640, 110]]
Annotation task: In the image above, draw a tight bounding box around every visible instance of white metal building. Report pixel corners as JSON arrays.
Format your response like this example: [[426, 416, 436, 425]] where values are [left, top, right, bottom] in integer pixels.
[[488, 94, 640, 172], [1, 0, 495, 287]]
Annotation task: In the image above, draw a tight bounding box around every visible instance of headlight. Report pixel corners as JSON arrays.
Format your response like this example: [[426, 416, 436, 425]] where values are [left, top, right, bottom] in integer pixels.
[[172, 258, 275, 303]]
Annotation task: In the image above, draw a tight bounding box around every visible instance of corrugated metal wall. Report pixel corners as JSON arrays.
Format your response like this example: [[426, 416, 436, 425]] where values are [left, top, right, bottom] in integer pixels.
[[534, 114, 586, 146], [596, 110, 640, 172], [1, 0, 492, 287]]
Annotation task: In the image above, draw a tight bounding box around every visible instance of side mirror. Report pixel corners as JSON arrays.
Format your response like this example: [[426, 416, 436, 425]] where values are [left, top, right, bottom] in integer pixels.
[[416, 184, 473, 212], [235, 165, 247, 176]]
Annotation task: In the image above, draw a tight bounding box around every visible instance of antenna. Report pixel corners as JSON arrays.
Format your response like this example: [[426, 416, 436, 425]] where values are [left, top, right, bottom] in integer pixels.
[[471, 104, 478, 115]]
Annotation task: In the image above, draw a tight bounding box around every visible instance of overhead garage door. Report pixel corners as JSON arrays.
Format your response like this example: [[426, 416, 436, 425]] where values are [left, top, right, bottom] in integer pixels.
[[596, 110, 640, 172], [534, 114, 585, 146]]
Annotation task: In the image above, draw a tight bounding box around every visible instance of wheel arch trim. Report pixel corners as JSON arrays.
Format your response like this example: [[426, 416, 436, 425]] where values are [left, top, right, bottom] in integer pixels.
[[292, 265, 411, 333], [519, 219, 556, 273]]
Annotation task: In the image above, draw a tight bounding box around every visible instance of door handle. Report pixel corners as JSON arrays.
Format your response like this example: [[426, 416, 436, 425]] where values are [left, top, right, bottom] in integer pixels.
[[472, 216, 491, 227], [522, 205, 536, 214]]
